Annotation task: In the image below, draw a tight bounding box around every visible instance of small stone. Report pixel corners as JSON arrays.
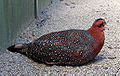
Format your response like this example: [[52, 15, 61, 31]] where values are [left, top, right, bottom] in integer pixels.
[[114, 70, 118, 73], [114, 47, 120, 49], [108, 46, 113, 49], [96, 10, 101, 12], [116, 20, 119, 23], [65, 3, 70, 6], [70, 6, 75, 8], [71, 2, 75, 5], [107, 56, 116, 59], [102, 13, 106, 15], [103, 67, 108, 70]]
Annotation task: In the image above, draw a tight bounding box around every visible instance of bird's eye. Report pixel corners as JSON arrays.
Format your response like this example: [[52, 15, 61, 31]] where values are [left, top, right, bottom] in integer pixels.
[[98, 22, 105, 28]]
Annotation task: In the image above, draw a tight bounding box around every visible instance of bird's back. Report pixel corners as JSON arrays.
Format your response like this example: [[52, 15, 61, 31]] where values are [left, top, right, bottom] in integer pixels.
[[27, 29, 98, 65]]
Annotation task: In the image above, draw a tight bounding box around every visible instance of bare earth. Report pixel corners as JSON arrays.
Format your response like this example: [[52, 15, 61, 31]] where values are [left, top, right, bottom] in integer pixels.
[[0, 0, 120, 75]]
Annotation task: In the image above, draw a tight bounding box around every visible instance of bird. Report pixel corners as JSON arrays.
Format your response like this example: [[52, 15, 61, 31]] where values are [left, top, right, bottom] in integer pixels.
[[7, 18, 106, 65]]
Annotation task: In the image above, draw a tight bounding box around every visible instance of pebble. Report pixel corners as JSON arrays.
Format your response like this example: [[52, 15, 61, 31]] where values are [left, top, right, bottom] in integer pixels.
[[65, 3, 70, 6], [103, 67, 108, 70], [70, 6, 75, 8], [107, 56, 117, 59]]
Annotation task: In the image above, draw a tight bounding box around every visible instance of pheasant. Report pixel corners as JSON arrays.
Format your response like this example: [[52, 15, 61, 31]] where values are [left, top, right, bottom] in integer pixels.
[[7, 18, 106, 65]]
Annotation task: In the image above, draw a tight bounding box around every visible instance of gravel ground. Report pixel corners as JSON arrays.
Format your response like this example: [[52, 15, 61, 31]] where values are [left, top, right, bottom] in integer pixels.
[[0, 0, 120, 75]]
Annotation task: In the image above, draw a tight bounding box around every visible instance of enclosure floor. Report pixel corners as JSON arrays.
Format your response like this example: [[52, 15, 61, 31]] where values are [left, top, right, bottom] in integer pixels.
[[0, 0, 120, 75]]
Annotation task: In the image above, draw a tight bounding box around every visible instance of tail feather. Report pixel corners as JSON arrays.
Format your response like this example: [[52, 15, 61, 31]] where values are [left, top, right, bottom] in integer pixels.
[[7, 43, 25, 53]]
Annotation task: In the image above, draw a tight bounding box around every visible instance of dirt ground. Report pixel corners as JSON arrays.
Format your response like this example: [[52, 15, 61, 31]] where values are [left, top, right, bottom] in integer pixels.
[[0, 0, 120, 75]]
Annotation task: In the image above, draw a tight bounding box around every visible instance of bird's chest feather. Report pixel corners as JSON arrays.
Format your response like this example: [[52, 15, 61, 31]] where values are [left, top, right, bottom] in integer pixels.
[[71, 32, 99, 60]]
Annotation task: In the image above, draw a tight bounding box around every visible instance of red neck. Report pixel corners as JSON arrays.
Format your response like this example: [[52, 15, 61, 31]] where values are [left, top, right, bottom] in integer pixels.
[[87, 27, 105, 56], [87, 27, 105, 44]]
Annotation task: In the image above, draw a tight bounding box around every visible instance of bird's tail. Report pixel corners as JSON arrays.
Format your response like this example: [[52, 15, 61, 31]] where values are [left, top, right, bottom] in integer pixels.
[[7, 43, 29, 55]]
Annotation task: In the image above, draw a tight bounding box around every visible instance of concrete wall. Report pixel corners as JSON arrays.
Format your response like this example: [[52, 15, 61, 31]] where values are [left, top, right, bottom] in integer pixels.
[[0, 0, 52, 52]]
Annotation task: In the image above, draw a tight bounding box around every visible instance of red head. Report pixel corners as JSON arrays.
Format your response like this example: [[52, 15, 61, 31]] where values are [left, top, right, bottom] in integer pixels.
[[92, 18, 106, 31], [88, 18, 106, 44]]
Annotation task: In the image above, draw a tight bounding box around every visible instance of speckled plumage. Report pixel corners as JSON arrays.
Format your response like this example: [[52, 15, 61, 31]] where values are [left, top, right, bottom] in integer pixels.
[[8, 18, 106, 65], [27, 29, 97, 65]]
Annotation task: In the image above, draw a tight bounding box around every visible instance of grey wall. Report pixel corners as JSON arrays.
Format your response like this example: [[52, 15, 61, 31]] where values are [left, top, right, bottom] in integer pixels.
[[0, 0, 52, 53], [36, 0, 52, 18]]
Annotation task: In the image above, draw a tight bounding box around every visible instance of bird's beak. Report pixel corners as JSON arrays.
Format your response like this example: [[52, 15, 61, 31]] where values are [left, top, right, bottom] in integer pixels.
[[100, 26, 105, 31], [103, 21, 106, 27], [102, 21, 107, 31]]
